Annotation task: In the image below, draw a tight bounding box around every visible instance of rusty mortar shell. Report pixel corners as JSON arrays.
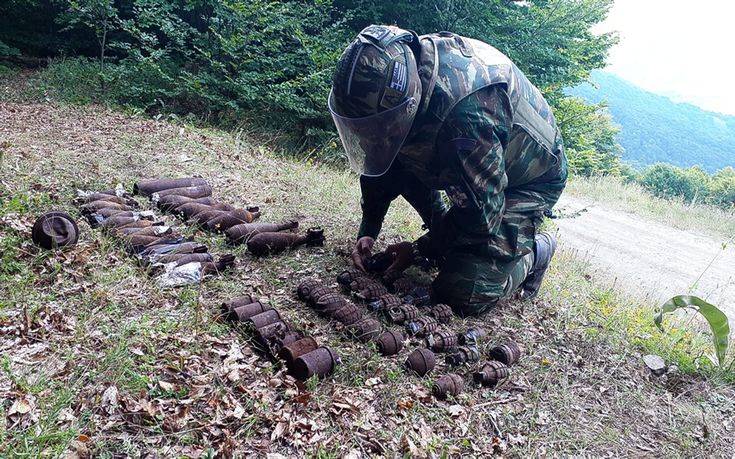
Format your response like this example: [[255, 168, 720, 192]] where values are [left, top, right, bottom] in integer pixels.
[[247, 227, 324, 256], [82, 193, 137, 207], [332, 304, 363, 325], [367, 293, 402, 312], [488, 342, 523, 366], [80, 200, 133, 214], [376, 330, 405, 356], [426, 331, 458, 352], [134, 177, 209, 196], [336, 267, 365, 287], [277, 336, 319, 369], [189, 209, 227, 226], [429, 304, 454, 324], [101, 214, 144, 230], [139, 241, 208, 259], [200, 254, 236, 276], [176, 202, 222, 219], [346, 318, 382, 343], [226, 221, 298, 244], [158, 195, 215, 212], [473, 361, 510, 387], [458, 327, 487, 346], [405, 317, 439, 337], [32, 211, 79, 250], [296, 278, 324, 302], [151, 252, 212, 267], [153, 184, 213, 200], [231, 301, 272, 322], [405, 348, 436, 376], [93, 208, 134, 219], [446, 346, 481, 367], [265, 331, 304, 356], [205, 209, 260, 232], [387, 304, 420, 324], [255, 320, 291, 345], [355, 283, 389, 301], [433, 374, 465, 400], [291, 346, 340, 381], [221, 295, 259, 314], [314, 293, 348, 316], [247, 309, 282, 329]]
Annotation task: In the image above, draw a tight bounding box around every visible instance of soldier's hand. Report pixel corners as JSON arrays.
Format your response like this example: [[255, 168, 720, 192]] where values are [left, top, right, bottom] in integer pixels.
[[384, 241, 415, 277], [352, 236, 375, 272]]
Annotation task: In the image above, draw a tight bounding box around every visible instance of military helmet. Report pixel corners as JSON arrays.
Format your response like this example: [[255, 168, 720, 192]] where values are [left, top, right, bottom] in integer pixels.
[[329, 25, 421, 176]]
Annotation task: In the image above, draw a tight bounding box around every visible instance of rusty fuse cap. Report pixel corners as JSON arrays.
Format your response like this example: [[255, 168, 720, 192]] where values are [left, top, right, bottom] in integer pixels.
[[313, 293, 348, 316], [296, 279, 324, 302], [426, 331, 458, 352], [488, 342, 523, 366], [429, 304, 454, 324], [336, 267, 365, 287], [346, 318, 382, 343], [433, 374, 465, 400], [458, 327, 487, 346], [291, 346, 340, 381], [248, 309, 282, 329], [405, 348, 436, 376], [332, 304, 363, 325], [405, 316, 439, 337], [277, 336, 319, 369], [473, 361, 510, 387], [446, 346, 481, 366], [387, 304, 420, 324], [376, 330, 405, 356], [367, 293, 401, 312], [32, 211, 80, 250], [230, 301, 273, 322]]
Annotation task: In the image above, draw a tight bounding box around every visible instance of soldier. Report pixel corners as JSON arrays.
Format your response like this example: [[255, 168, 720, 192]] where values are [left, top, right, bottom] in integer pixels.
[[329, 25, 567, 316]]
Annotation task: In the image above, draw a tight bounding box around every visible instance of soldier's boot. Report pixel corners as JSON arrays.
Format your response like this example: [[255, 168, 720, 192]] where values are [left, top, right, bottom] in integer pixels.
[[519, 232, 557, 300]]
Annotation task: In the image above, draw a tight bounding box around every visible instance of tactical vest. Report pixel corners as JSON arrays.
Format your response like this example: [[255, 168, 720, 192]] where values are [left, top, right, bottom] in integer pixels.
[[400, 32, 560, 187]]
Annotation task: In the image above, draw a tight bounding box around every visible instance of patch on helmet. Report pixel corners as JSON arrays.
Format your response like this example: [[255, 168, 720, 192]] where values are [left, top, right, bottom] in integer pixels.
[[361, 25, 391, 42], [389, 61, 408, 93]]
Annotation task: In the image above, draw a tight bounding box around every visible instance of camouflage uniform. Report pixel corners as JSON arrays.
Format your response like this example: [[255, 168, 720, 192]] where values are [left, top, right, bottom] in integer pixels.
[[357, 32, 568, 315]]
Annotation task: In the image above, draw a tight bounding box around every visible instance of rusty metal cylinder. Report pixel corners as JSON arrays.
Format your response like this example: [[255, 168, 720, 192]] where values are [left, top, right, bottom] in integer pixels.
[[473, 361, 510, 387], [231, 301, 272, 322], [134, 177, 209, 196], [81, 200, 133, 214], [247, 309, 282, 329], [205, 209, 260, 232], [332, 304, 363, 325], [433, 374, 465, 400], [488, 342, 523, 366], [101, 214, 144, 229], [176, 202, 223, 219], [227, 221, 298, 244], [247, 228, 325, 256], [387, 304, 420, 324], [265, 331, 304, 356], [189, 209, 226, 226], [405, 348, 436, 376], [153, 184, 213, 200], [426, 331, 458, 352], [222, 295, 259, 314], [429, 304, 454, 324], [291, 346, 340, 380], [277, 337, 319, 369], [313, 293, 348, 316], [346, 318, 382, 343], [83, 193, 136, 206], [151, 252, 212, 266], [255, 320, 291, 344], [158, 195, 216, 212], [376, 330, 405, 356]]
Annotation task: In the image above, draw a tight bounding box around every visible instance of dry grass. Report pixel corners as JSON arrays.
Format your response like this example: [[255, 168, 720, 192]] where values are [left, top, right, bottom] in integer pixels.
[[1, 79, 734, 457]]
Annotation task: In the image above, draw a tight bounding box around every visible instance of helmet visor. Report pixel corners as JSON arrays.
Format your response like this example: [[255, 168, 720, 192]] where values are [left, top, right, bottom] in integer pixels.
[[329, 90, 418, 176]]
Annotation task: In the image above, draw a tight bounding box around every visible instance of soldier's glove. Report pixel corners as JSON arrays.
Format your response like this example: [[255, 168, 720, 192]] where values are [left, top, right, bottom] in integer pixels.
[[383, 241, 418, 278], [352, 236, 375, 272]]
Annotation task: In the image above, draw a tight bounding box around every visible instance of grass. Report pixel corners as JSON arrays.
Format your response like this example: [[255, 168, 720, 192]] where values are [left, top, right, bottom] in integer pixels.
[[566, 174, 735, 240], [1, 72, 734, 456]]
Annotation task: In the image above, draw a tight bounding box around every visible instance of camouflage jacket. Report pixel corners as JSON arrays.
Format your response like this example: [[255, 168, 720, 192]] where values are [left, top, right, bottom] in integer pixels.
[[359, 32, 567, 261]]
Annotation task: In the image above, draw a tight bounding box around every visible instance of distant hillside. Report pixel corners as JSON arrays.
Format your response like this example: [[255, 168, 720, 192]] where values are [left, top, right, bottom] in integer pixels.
[[568, 71, 735, 172]]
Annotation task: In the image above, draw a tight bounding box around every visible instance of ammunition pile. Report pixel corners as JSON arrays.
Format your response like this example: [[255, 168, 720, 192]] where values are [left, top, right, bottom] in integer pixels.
[[77, 179, 235, 286], [222, 294, 340, 381]]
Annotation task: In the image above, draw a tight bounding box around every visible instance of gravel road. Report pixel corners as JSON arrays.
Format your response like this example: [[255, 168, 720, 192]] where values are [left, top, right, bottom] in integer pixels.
[[554, 196, 735, 320]]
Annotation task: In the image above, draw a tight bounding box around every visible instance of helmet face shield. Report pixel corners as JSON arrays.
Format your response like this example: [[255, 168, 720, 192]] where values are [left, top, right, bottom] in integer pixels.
[[329, 90, 418, 176]]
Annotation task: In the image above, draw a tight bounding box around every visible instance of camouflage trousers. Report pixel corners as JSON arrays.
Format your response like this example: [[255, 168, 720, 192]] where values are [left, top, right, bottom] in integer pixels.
[[433, 245, 535, 316]]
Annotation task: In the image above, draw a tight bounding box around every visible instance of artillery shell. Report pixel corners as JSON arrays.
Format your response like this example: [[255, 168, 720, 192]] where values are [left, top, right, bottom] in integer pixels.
[[291, 347, 340, 380], [230, 301, 272, 322], [277, 337, 319, 369], [248, 309, 282, 329], [488, 342, 523, 366]]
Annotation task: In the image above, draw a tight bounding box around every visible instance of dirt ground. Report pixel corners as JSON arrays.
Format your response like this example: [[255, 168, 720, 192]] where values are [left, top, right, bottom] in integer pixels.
[[555, 196, 735, 320], [1, 90, 734, 457]]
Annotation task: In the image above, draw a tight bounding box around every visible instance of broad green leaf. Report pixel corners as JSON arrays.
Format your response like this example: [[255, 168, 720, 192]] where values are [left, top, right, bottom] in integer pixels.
[[655, 295, 730, 366]]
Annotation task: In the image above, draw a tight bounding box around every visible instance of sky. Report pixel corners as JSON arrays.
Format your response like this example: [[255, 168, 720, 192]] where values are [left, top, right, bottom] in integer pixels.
[[594, 0, 735, 115]]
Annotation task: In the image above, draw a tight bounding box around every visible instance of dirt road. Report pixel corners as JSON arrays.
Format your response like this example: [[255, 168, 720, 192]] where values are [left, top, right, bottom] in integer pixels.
[[554, 196, 735, 320]]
